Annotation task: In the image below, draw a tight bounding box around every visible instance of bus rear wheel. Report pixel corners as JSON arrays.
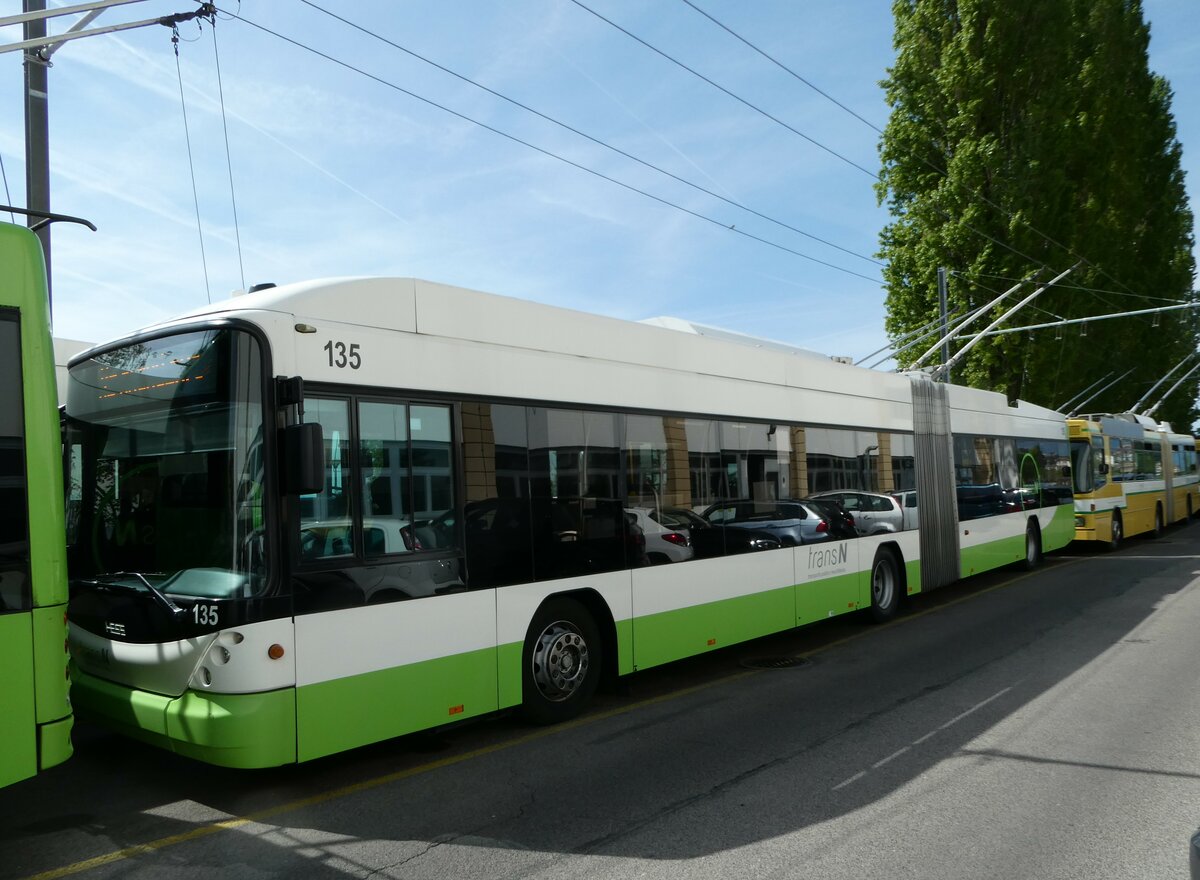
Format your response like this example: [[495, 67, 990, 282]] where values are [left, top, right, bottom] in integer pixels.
[[869, 548, 901, 623], [520, 598, 602, 725], [1152, 505, 1164, 539]]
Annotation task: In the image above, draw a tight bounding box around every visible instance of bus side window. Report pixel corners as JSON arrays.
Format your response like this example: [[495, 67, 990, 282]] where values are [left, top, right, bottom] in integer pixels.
[[298, 397, 352, 560], [1092, 439, 1107, 489]]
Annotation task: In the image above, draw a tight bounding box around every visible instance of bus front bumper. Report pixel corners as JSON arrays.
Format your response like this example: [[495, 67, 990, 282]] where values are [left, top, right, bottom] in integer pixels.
[[71, 665, 296, 769]]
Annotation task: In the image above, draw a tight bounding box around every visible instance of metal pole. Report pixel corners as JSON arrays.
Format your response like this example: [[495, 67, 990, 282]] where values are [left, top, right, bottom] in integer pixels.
[[23, 0, 51, 308], [938, 267, 950, 383], [0, 0, 144, 27], [1, 6, 210, 55], [961, 302, 1200, 338]]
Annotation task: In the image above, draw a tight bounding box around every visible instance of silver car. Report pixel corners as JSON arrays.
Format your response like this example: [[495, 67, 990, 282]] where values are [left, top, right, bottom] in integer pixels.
[[701, 499, 834, 545], [811, 491, 906, 534]]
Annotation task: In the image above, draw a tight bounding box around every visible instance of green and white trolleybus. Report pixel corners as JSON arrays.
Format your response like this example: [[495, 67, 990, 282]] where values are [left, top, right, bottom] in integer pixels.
[[1, 220, 73, 787], [65, 277, 1074, 768]]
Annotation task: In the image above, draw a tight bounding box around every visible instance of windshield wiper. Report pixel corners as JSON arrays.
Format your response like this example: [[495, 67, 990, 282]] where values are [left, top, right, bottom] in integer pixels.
[[79, 572, 189, 622]]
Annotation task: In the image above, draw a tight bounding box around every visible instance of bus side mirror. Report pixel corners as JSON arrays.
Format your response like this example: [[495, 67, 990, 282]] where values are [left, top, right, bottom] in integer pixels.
[[1098, 463, 1110, 475], [282, 423, 324, 495]]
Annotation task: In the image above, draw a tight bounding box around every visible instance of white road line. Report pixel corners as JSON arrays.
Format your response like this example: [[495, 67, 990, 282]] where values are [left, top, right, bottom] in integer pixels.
[[872, 746, 911, 769], [831, 686, 1016, 792], [938, 686, 1013, 730], [831, 771, 867, 791]]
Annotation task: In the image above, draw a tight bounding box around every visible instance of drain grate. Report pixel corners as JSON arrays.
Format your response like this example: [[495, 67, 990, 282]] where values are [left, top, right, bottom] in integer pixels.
[[741, 655, 810, 670]]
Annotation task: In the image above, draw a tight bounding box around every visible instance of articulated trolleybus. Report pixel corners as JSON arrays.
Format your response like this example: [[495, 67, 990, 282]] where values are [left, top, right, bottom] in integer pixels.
[[65, 277, 1074, 768], [1069, 412, 1199, 548], [0, 220, 73, 787]]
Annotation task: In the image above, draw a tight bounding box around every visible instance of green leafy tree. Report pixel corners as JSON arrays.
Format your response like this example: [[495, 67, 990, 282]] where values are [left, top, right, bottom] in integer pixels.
[[878, 0, 1198, 428]]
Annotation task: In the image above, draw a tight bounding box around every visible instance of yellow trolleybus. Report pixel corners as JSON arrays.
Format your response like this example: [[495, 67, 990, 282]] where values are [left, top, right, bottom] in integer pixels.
[[1069, 412, 1199, 548]]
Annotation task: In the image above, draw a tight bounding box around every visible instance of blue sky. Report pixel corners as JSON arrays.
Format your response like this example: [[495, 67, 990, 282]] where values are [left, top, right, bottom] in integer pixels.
[[2, 0, 1197, 372]]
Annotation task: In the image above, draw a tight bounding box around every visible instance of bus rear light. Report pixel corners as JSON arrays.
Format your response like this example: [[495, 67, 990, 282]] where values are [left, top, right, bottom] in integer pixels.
[[268, 644, 286, 660], [449, 705, 464, 716]]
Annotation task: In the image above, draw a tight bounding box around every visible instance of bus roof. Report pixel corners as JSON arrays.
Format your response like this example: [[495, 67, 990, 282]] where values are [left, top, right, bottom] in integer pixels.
[[84, 275, 1067, 431]]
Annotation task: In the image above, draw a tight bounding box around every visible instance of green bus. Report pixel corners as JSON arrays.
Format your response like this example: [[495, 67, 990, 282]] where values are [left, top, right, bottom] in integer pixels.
[[1, 218, 73, 787]]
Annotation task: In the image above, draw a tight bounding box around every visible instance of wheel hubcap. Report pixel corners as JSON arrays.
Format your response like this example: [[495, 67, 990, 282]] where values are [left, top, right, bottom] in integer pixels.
[[530, 620, 589, 702], [873, 561, 894, 608]]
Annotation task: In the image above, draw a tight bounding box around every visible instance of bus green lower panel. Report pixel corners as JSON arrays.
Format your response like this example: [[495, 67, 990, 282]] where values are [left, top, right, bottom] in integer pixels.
[[796, 572, 861, 625], [38, 715, 74, 770], [962, 508, 1077, 577], [961, 534, 1024, 577], [632, 585, 795, 671], [296, 646, 497, 762], [0, 614, 36, 788], [32, 604, 71, 724], [1044, 505, 1076, 552], [72, 667, 297, 768], [904, 558, 923, 595]]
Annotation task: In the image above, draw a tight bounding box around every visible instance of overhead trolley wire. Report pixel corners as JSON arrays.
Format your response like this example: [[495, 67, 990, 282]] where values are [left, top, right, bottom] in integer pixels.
[[296, 0, 883, 271], [675, 0, 1172, 315], [952, 271, 1191, 304], [570, 0, 1064, 289], [217, 7, 885, 285], [208, 13, 246, 291], [172, 23, 212, 304], [678, 0, 885, 136], [569, 0, 880, 181]]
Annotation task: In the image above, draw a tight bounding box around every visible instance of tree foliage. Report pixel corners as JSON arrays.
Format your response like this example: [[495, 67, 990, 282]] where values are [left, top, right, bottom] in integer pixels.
[[878, 0, 1198, 428]]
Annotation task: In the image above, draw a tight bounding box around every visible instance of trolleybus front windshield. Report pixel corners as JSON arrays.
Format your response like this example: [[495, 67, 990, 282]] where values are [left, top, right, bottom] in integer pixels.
[[65, 328, 268, 603]]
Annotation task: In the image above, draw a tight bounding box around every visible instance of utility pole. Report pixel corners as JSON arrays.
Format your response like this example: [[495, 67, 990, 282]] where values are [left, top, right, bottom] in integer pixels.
[[6, 0, 214, 312], [937, 267, 950, 383], [23, 0, 51, 301]]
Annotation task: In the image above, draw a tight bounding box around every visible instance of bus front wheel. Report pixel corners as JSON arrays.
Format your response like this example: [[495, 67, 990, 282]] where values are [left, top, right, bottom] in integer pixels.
[[520, 597, 602, 725], [1152, 505, 1164, 539], [1023, 521, 1042, 570], [1108, 512, 1123, 551]]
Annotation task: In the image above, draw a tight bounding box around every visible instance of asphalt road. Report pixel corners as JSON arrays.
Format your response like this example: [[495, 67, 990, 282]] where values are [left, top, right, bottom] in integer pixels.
[[4, 524, 1200, 879]]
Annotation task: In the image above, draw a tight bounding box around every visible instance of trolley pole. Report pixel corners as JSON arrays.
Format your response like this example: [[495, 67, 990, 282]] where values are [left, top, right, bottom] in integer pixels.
[[937, 267, 950, 384]]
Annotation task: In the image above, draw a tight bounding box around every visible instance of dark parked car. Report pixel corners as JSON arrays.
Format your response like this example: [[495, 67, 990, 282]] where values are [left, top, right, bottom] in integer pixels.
[[799, 497, 857, 541], [689, 525, 782, 558]]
